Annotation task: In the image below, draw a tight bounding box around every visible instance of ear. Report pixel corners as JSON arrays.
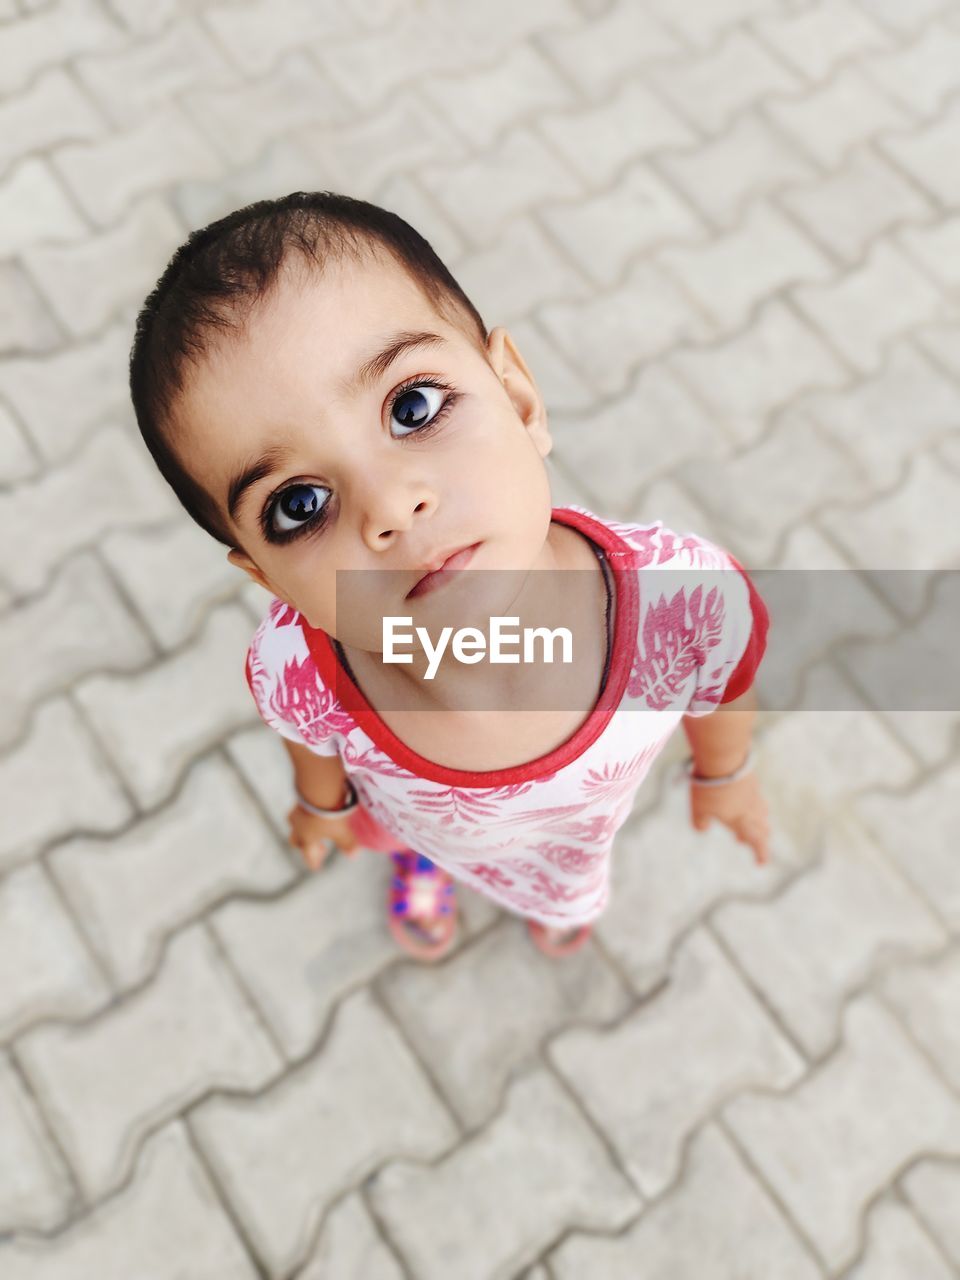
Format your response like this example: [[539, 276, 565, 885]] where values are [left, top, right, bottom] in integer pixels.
[[226, 546, 293, 606], [486, 325, 552, 459]]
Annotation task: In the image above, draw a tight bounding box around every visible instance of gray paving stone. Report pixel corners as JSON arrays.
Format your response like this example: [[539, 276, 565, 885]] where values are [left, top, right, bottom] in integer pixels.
[[0, 402, 36, 485], [540, 160, 706, 289], [0, 1120, 259, 1278], [902, 1158, 960, 1269], [900, 221, 960, 294], [52, 103, 224, 229], [202, 0, 352, 76], [665, 296, 850, 447], [183, 50, 343, 168], [713, 811, 946, 1057], [0, 261, 62, 356], [48, 754, 295, 990], [0, 321, 130, 463], [420, 41, 573, 152], [724, 994, 960, 1273], [550, 1123, 820, 1280], [780, 145, 934, 267], [379, 915, 631, 1127], [538, 258, 714, 396], [296, 1191, 404, 1279], [174, 135, 320, 231], [0, 424, 178, 597], [451, 215, 594, 325], [0, 552, 153, 751], [209, 852, 407, 1060], [0, 67, 104, 182], [0, 0, 122, 97], [15, 923, 282, 1201], [22, 194, 184, 338], [368, 1067, 640, 1280], [537, 2, 681, 97], [502, 317, 595, 416], [880, 947, 960, 1094], [656, 110, 817, 231], [766, 65, 912, 171], [594, 775, 797, 995], [548, 361, 722, 508], [858, 0, 953, 36], [0, 859, 109, 1042], [861, 17, 960, 119], [73, 602, 257, 810], [0, 157, 87, 258], [550, 927, 803, 1197], [754, 1, 892, 81], [856, 762, 960, 929], [646, 28, 803, 137], [99, 516, 245, 651], [190, 987, 458, 1277], [643, 0, 791, 50], [0, 699, 132, 873], [657, 201, 833, 334], [808, 340, 960, 489], [0, 1051, 74, 1234], [538, 77, 697, 190], [74, 16, 234, 126], [847, 1194, 955, 1279]]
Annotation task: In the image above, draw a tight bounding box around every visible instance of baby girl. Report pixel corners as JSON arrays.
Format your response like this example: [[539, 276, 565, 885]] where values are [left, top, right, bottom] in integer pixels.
[[129, 191, 771, 961]]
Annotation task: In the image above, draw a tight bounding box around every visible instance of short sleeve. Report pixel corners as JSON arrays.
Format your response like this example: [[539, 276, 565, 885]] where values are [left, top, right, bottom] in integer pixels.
[[680, 529, 773, 716], [244, 609, 342, 757]]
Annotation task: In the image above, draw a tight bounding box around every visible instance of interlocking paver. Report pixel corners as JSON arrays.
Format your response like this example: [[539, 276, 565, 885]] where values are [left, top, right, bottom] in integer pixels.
[[0, 699, 132, 874], [724, 994, 960, 1272], [15, 923, 283, 1202], [713, 811, 947, 1057], [0, 1121, 259, 1278], [72, 602, 259, 810], [4, 1, 960, 1274], [549, 927, 803, 1197], [368, 1067, 640, 1280], [847, 1195, 955, 1279], [379, 915, 631, 1127], [549, 1124, 821, 1279], [190, 987, 459, 1277], [0, 859, 109, 1042], [0, 1051, 73, 1235], [48, 754, 295, 990], [902, 1158, 960, 1268], [0, 552, 153, 751], [665, 297, 850, 447], [540, 78, 696, 189], [22, 195, 184, 337]]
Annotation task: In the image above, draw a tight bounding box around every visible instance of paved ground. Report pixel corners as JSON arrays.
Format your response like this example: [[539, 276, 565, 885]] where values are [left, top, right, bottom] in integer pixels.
[[1, 0, 959, 1275]]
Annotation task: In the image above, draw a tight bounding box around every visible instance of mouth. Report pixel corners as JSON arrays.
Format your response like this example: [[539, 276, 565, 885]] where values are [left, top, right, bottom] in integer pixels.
[[406, 541, 481, 599]]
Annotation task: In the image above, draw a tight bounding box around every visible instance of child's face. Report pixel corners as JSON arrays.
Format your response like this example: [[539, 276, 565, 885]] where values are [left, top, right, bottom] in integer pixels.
[[173, 249, 555, 646]]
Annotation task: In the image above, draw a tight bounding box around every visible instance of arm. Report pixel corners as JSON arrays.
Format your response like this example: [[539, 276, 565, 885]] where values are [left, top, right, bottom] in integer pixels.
[[682, 681, 757, 777], [282, 737, 351, 808]]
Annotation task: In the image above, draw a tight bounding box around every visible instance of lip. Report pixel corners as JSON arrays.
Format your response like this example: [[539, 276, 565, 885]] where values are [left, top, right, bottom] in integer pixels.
[[406, 542, 481, 598]]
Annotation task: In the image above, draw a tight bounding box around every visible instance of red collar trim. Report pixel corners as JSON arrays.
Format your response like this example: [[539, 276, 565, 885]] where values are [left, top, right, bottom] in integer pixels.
[[300, 507, 640, 786]]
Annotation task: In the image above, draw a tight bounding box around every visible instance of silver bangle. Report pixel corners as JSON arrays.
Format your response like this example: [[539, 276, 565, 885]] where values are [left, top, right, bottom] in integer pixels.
[[295, 776, 359, 817], [682, 747, 755, 788]]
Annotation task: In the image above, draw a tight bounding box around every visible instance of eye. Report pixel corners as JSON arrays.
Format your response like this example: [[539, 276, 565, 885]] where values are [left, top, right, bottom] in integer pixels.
[[263, 481, 331, 542], [389, 378, 451, 437]]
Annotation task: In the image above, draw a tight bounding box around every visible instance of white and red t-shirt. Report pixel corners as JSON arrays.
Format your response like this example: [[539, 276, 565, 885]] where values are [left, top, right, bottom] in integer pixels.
[[244, 505, 769, 927]]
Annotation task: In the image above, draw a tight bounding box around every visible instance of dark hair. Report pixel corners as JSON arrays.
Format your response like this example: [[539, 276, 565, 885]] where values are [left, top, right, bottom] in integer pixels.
[[128, 190, 488, 550]]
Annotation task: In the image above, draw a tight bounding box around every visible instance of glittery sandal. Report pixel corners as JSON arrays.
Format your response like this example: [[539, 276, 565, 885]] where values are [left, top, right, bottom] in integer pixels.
[[526, 920, 593, 957], [388, 851, 459, 962]]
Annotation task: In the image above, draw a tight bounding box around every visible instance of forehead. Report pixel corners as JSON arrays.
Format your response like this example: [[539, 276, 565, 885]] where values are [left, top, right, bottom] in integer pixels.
[[173, 250, 462, 506]]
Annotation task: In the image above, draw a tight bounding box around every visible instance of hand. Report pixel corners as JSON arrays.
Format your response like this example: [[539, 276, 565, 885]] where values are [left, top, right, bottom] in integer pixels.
[[689, 770, 771, 866], [287, 803, 360, 871]]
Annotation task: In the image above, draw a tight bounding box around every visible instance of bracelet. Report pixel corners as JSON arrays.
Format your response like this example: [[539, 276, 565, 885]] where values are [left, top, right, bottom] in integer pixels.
[[682, 747, 755, 788], [295, 776, 359, 817]]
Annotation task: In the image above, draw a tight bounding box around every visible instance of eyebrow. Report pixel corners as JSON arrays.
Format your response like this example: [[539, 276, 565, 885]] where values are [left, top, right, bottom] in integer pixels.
[[226, 329, 449, 525]]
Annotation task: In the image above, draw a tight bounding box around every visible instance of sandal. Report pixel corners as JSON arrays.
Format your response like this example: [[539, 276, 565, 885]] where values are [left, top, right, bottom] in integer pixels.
[[388, 851, 459, 962], [526, 920, 593, 957]]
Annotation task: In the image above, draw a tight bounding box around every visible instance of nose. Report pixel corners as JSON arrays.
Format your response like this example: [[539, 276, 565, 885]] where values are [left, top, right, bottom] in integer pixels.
[[355, 459, 438, 554]]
